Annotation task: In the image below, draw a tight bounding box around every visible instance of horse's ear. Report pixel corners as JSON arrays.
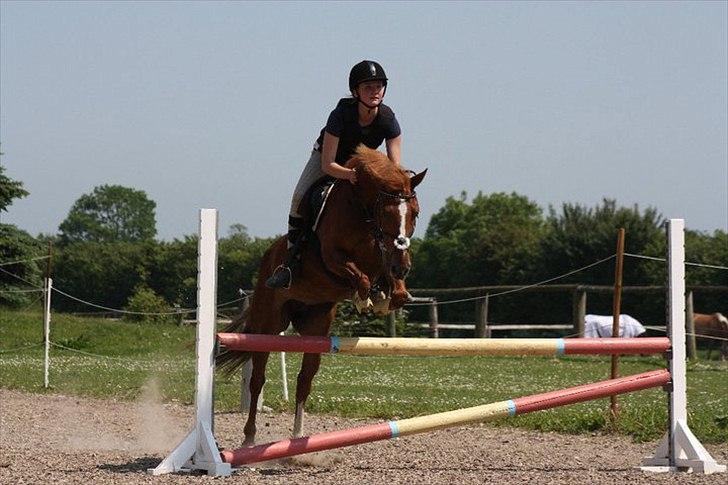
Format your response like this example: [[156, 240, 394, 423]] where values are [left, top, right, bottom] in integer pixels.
[[410, 168, 427, 190]]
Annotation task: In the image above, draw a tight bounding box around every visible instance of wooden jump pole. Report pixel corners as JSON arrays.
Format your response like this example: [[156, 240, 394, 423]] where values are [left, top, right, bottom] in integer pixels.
[[217, 334, 670, 356], [221, 369, 670, 466]]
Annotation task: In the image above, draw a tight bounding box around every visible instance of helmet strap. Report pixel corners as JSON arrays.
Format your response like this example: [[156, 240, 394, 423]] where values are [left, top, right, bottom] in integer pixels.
[[358, 99, 377, 113]]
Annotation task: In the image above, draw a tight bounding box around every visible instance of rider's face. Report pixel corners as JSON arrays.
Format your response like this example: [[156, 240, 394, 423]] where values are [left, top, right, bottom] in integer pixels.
[[355, 81, 385, 106]]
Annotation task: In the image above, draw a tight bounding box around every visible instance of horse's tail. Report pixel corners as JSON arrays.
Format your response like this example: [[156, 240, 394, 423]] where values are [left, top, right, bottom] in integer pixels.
[[215, 304, 253, 376]]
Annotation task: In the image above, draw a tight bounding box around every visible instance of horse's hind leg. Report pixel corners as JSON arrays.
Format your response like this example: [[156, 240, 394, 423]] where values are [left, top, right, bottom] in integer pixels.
[[292, 303, 336, 438], [242, 351, 270, 445], [293, 352, 321, 438]]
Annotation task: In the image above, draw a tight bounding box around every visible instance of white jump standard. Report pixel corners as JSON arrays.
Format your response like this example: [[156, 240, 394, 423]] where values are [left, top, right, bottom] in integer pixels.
[[149, 209, 231, 476]]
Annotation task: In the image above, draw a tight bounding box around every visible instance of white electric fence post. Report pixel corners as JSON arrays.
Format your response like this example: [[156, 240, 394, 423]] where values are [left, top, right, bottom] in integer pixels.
[[150, 209, 231, 477], [241, 332, 289, 409], [280, 345, 289, 402], [43, 277, 52, 389], [641, 219, 726, 474]]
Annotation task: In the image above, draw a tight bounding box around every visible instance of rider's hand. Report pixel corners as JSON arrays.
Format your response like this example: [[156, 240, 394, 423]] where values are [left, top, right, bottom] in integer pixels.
[[348, 169, 357, 185]]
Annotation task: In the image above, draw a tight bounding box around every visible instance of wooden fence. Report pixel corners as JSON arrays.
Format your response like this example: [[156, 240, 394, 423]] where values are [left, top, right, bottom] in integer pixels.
[[403, 285, 728, 359]]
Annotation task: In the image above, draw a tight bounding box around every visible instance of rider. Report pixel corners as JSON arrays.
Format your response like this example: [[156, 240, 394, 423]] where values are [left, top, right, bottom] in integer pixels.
[[266, 60, 403, 289]]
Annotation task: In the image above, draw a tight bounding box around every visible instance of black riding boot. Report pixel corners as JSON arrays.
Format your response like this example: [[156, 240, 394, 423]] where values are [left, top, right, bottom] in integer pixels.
[[265, 217, 304, 289]]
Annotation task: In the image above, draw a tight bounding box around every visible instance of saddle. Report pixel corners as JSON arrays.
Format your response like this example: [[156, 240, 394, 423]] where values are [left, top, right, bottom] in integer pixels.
[[302, 177, 337, 233]]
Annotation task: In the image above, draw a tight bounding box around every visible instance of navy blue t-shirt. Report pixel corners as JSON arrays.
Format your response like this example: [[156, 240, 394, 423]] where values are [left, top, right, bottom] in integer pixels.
[[315, 98, 401, 164]]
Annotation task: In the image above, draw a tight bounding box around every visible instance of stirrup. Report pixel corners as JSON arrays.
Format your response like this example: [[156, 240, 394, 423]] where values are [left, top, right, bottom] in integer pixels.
[[265, 265, 292, 289]]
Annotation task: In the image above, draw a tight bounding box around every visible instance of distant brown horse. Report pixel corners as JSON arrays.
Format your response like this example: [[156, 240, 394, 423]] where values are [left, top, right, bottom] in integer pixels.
[[693, 312, 728, 360], [218, 145, 426, 445]]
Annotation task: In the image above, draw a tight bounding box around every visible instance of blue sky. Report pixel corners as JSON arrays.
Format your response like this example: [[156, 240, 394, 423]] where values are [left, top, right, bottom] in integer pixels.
[[1, 1, 726, 239]]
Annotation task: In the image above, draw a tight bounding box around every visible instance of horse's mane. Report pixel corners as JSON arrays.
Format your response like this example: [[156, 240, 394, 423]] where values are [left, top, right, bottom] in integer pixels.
[[346, 145, 408, 192]]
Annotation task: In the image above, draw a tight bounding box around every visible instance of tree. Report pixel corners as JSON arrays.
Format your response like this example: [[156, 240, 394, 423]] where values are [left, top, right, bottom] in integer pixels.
[[410, 191, 546, 287], [537, 199, 664, 286], [58, 185, 157, 244], [0, 224, 44, 307], [52, 240, 157, 312], [217, 233, 277, 303], [0, 155, 40, 307], [0, 162, 29, 212], [534, 199, 666, 323]]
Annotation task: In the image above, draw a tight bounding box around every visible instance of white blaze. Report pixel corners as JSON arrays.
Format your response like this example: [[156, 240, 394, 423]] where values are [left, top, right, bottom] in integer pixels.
[[394, 200, 410, 250], [398, 201, 407, 236]]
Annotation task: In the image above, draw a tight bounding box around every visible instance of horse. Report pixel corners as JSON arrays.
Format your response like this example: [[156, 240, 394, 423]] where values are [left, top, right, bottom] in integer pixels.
[[693, 312, 728, 361], [217, 144, 426, 445]]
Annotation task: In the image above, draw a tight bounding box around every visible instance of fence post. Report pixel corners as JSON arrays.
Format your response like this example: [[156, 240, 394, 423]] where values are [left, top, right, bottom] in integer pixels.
[[43, 277, 52, 389], [610, 228, 626, 423], [572, 287, 586, 337], [685, 291, 697, 360], [475, 294, 489, 338], [279, 336, 289, 402], [387, 311, 396, 337], [429, 299, 439, 338]]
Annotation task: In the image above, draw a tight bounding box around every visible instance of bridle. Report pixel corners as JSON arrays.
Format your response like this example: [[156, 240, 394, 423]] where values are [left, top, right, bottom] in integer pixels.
[[340, 169, 419, 296], [363, 189, 418, 274]]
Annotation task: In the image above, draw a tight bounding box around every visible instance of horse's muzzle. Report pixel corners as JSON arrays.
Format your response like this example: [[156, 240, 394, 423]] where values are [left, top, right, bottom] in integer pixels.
[[394, 235, 411, 250]]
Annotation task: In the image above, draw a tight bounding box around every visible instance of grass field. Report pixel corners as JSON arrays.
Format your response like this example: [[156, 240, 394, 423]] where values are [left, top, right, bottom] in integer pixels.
[[1, 308, 726, 443]]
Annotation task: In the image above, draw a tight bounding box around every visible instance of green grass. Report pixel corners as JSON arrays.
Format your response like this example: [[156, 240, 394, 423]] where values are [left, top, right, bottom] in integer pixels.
[[2, 308, 727, 443]]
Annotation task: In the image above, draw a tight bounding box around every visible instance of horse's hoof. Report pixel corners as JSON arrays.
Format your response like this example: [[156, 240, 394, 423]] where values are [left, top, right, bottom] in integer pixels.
[[353, 293, 373, 313], [372, 297, 391, 316]]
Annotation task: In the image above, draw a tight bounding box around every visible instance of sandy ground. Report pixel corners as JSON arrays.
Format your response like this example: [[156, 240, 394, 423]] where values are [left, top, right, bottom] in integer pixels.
[[1, 387, 726, 484]]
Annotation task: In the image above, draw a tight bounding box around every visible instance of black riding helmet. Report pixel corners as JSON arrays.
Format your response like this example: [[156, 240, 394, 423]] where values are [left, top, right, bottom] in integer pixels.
[[349, 60, 388, 111], [349, 60, 388, 93]]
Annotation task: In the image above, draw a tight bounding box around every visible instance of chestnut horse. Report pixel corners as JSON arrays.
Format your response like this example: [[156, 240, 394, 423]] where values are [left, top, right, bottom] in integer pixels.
[[218, 145, 426, 445], [693, 312, 728, 360]]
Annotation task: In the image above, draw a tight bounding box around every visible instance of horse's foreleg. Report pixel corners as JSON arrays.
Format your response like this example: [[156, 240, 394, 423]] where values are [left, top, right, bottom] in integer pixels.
[[389, 277, 411, 310], [242, 352, 270, 446], [293, 352, 322, 438], [321, 250, 372, 306]]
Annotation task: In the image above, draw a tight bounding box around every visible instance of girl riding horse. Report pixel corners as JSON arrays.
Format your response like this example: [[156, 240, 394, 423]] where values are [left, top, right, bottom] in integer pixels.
[[218, 61, 425, 447], [266, 60, 403, 289]]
